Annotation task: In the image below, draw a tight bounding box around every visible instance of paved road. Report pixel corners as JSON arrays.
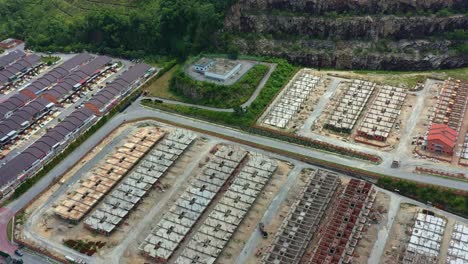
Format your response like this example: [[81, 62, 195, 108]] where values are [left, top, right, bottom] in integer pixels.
[[1, 96, 468, 261], [298, 77, 344, 133], [131, 103, 468, 189], [141, 96, 235, 112], [241, 63, 277, 108], [236, 164, 304, 264], [143, 63, 277, 113], [1, 56, 132, 164]]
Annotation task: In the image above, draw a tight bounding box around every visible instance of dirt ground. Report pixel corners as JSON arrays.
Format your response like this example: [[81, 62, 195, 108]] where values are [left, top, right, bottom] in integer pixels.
[[411, 82, 441, 140], [410, 81, 467, 166], [322, 70, 441, 89], [310, 78, 379, 147], [286, 77, 331, 133], [29, 131, 209, 256], [311, 81, 349, 140], [380, 203, 419, 264], [243, 168, 314, 264], [380, 203, 456, 264], [119, 141, 220, 263], [216, 161, 293, 264], [259, 69, 329, 133], [120, 148, 290, 264], [19, 123, 132, 224], [354, 191, 391, 263]]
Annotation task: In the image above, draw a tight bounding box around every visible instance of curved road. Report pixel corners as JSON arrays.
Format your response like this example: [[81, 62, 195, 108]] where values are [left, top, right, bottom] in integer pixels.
[[1, 97, 468, 261], [143, 63, 277, 113]]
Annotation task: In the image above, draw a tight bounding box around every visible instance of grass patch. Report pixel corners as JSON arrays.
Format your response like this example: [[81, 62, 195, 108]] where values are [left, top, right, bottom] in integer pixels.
[[145, 65, 182, 100], [320, 67, 468, 88], [63, 239, 105, 256], [41, 55, 61, 66], [143, 58, 297, 127], [378, 177, 468, 218], [6, 218, 12, 242], [170, 64, 269, 108]]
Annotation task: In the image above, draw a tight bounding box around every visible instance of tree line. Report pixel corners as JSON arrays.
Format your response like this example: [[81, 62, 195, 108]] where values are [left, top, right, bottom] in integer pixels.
[[0, 0, 234, 59]]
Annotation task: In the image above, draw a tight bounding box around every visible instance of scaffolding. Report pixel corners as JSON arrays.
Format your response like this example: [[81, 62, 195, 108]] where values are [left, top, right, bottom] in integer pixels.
[[357, 85, 407, 142], [326, 80, 376, 133], [263, 70, 322, 128], [262, 169, 341, 264], [307, 179, 375, 264], [138, 145, 248, 262], [433, 79, 468, 132], [54, 127, 164, 222], [175, 153, 278, 264], [84, 130, 197, 235]]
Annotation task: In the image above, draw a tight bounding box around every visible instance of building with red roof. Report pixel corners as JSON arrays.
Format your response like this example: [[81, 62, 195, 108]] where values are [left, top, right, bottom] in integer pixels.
[[425, 123, 457, 156]]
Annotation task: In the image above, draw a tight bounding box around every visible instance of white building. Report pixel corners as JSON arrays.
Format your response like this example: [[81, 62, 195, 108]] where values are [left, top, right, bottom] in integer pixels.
[[192, 58, 215, 73]]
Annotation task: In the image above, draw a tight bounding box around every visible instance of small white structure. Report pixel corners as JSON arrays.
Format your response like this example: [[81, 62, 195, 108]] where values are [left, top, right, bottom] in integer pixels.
[[447, 222, 468, 263], [192, 57, 242, 82], [193, 58, 215, 74]]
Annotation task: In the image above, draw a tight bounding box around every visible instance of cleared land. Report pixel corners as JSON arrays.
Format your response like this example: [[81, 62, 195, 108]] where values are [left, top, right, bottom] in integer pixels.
[[323, 68, 468, 88], [145, 65, 181, 100]]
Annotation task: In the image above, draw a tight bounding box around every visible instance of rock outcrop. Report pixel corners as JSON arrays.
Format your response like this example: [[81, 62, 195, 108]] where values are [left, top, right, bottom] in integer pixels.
[[224, 0, 468, 70]]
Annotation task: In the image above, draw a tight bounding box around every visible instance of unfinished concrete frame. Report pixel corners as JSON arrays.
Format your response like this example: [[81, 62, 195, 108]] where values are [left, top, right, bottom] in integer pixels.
[[263, 70, 322, 128], [262, 169, 340, 264], [402, 210, 447, 264], [433, 79, 468, 132], [84, 130, 197, 235], [175, 153, 278, 264], [138, 145, 247, 262], [54, 127, 164, 222], [447, 222, 468, 263], [307, 179, 375, 264], [326, 80, 376, 133], [461, 134, 468, 161], [357, 85, 407, 141]]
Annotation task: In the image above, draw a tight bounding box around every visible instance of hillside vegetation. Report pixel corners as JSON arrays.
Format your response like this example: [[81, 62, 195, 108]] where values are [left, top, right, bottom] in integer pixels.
[[170, 64, 268, 108], [0, 0, 233, 58], [225, 0, 468, 70], [0, 0, 466, 70]]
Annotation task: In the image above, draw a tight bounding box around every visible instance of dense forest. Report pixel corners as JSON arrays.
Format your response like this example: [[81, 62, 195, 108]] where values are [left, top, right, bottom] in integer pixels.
[[0, 0, 233, 59]]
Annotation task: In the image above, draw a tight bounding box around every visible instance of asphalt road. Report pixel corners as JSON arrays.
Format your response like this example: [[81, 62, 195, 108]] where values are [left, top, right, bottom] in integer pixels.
[[142, 63, 277, 113], [1, 94, 468, 262]]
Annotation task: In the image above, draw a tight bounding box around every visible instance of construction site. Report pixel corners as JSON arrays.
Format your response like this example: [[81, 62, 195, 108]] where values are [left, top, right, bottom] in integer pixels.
[[413, 78, 468, 165], [14, 121, 294, 263], [356, 85, 407, 143], [382, 203, 468, 264], [54, 127, 166, 223], [11, 119, 468, 264], [261, 69, 327, 130], [324, 79, 376, 134]]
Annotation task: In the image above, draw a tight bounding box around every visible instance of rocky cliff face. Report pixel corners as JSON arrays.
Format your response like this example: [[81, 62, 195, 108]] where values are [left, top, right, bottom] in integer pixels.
[[224, 0, 468, 70], [235, 15, 468, 40], [227, 0, 468, 17]]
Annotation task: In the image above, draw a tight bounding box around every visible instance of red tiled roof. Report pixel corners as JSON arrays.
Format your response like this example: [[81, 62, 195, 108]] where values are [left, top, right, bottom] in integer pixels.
[[427, 123, 457, 148]]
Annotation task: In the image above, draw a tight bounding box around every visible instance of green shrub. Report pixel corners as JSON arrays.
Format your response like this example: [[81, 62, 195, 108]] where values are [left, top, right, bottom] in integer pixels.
[[378, 177, 468, 217], [436, 8, 453, 17], [170, 64, 269, 108], [146, 58, 296, 127], [455, 44, 468, 55]]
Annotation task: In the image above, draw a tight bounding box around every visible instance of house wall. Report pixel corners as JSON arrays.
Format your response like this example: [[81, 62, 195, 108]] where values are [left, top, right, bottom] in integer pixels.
[[205, 63, 241, 82], [426, 138, 454, 155]]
